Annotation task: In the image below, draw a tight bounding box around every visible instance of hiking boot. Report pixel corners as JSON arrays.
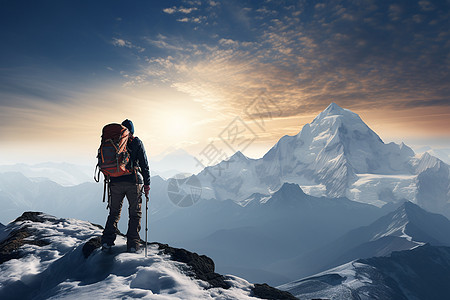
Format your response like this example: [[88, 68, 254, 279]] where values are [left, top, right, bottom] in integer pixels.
[[102, 243, 112, 252], [127, 244, 140, 253]]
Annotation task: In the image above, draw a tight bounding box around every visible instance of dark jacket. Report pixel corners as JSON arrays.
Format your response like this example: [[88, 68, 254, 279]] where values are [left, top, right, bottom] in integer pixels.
[[110, 136, 151, 185]]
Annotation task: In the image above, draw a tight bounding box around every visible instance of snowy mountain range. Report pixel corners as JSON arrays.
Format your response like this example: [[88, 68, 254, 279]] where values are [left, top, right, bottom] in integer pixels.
[[196, 103, 450, 216], [150, 182, 390, 285], [149, 148, 203, 179], [1, 102, 449, 293], [272, 201, 450, 280], [0, 172, 104, 224], [0, 170, 388, 286], [0, 162, 92, 186], [0, 212, 295, 300], [279, 244, 450, 300], [0, 148, 201, 187]]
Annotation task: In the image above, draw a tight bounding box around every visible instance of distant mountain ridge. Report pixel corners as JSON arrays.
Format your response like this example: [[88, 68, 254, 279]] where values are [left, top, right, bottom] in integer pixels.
[[273, 201, 450, 280], [0, 162, 92, 186], [149, 148, 203, 178], [151, 182, 388, 285], [196, 103, 450, 216], [415, 146, 450, 165], [0, 171, 174, 234], [279, 244, 450, 300], [0, 171, 104, 224]]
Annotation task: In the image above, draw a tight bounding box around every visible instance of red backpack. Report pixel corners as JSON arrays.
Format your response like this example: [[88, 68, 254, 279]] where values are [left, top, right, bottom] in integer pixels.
[[96, 123, 133, 178]]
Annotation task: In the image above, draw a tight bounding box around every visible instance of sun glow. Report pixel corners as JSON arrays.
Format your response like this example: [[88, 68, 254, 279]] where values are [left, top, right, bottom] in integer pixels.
[[160, 111, 192, 140]]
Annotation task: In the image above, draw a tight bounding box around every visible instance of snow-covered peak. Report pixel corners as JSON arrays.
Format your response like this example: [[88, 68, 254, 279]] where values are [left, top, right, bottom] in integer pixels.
[[195, 103, 448, 211], [308, 103, 379, 145], [295, 103, 416, 176], [312, 102, 360, 124], [371, 201, 450, 245], [370, 202, 413, 241], [279, 245, 450, 300], [412, 151, 443, 174]]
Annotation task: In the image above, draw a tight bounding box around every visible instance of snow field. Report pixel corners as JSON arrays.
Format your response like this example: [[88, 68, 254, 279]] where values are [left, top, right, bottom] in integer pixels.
[[0, 215, 262, 299]]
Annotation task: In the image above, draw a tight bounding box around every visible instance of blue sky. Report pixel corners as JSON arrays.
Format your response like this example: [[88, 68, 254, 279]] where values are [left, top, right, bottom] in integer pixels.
[[0, 0, 449, 164]]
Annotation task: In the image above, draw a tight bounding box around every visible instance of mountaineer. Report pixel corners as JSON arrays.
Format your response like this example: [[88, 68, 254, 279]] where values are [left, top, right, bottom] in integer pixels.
[[96, 119, 150, 253]]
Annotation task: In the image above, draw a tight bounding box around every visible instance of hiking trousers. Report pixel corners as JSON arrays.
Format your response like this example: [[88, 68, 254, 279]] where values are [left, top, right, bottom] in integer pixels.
[[101, 182, 143, 249]]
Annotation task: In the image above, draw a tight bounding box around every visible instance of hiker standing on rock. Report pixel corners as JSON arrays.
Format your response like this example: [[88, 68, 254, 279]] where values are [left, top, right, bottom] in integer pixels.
[[97, 119, 151, 253]]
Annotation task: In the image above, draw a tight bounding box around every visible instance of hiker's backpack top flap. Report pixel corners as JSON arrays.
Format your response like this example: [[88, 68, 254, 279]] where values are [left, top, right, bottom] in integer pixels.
[[98, 123, 132, 177]]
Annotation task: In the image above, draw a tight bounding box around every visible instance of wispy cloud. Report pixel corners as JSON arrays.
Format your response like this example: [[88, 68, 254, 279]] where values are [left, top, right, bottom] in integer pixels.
[[115, 0, 450, 118], [176, 16, 206, 23], [163, 7, 176, 14], [1, 0, 449, 163], [144, 35, 184, 51], [163, 6, 198, 14], [112, 38, 145, 52]]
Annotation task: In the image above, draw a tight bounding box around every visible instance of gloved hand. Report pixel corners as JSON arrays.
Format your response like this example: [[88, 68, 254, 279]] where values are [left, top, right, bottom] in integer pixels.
[[144, 185, 150, 197]]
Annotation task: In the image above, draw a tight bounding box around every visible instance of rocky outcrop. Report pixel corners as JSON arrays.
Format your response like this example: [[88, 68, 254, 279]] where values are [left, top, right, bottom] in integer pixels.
[[0, 212, 50, 264], [155, 242, 231, 289], [252, 283, 298, 300]]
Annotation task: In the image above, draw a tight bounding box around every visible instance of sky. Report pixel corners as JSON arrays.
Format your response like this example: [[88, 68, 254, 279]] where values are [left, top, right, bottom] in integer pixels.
[[0, 0, 449, 165]]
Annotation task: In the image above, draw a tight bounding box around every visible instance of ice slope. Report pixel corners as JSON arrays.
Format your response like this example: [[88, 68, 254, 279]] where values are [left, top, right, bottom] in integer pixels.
[[278, 244, 450, 300], [273, 201, 450, 280], [0, 212, 294, 300], [195, 103, 450, 214]]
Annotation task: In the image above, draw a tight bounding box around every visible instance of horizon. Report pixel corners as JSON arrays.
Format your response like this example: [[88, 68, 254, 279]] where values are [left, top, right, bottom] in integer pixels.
[[1, 0, 449, 165], [0, 101, 449, 166]]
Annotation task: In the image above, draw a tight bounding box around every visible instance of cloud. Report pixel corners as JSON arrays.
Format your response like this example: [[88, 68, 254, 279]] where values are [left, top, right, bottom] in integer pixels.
[[176, 16, 206, 23], [209, 1, 219, 7], [179, 7, 198, 14], [163, 8, 176, 14], [144, 35, 184, 51], [112, 38, 127, 47], [112, 38, 145, 52], [388, 4, 403, 21], [218, 38, 240, 46], [418, 1, 435, 11], [162, 0, 220, 24], [117, 0, 450, 119], [315, 3, 325, 9], [163, 6, 198, 14]]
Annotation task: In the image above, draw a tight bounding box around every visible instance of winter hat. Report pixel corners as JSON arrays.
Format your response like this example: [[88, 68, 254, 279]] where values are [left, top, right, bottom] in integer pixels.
[[122, 119, 134, 134]]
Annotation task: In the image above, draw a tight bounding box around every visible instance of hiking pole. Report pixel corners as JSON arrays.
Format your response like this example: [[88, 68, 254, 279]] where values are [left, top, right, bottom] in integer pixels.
[[145, 192, 149, 257]]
